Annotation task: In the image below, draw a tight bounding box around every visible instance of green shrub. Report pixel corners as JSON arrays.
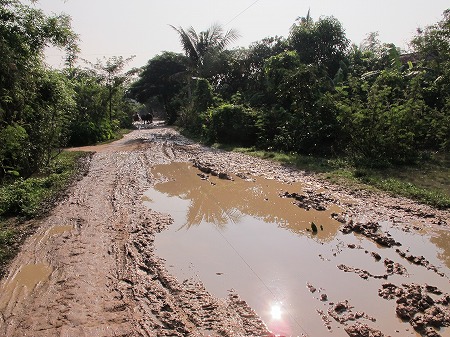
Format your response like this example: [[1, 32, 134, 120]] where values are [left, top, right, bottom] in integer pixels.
[[0, 124, 30, 179], [0, 178, 50, 217], [0, 227, 18, 269], [204, 104, 258, 146], [68, 119, 120, 146], [0, 151, 84, 218]]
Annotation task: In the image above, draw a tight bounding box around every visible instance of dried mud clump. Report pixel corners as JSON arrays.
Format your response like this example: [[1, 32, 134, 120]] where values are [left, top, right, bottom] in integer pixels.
[[337, 257, 407, 280], [280, 191, 335, 211], [313, 290, 380, 334], [383, 258, 407, 276], [317, 309, 333, 331], [193, 159, 233, 180], [344, 323, 386, 337], [341, 221, 401, 248], [338, 264, 381, 280], [378, 283, 450, 337], [396, 249, 446, 277], [328, 300, 376, 325], [307, 282, 317, 293]]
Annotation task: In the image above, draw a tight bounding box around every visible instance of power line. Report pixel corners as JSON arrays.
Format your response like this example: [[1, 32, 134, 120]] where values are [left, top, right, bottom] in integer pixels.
[[225, 0, 263, 26], [208, 192, 310, 336]]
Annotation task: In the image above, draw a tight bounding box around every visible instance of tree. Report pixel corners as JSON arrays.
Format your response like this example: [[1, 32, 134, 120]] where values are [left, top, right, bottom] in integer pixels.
[[170, 23, 239, 77], [289, 15, 349, 77], [66, 60, 142, 147], [411, 9, 450, 112], [263, 51, 339, 154], [170, 23, 240, 100], [411, 9, 450, 74], [0, 0, 78, 179], [84, 56, 137, 121], [66, 68, 110, 146], [129, 52, 187, 124], [216, 37, 288, 105]]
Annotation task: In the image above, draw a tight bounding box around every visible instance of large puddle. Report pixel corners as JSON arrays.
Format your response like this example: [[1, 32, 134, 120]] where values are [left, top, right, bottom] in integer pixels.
[[144, 162, 450, 337]]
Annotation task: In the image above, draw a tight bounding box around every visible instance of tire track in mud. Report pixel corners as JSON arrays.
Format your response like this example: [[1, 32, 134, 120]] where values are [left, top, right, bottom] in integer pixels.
[[1, 126, 449, 337], [110, 129, 272, 336], [0, 127, 273, 337]]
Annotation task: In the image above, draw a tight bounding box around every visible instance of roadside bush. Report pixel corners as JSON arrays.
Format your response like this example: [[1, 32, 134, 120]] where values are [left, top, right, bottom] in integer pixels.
[[0, 227, 18, 273], [256, 106, 291, 150], [68, 121, 98, 146], [204, 104, 257, 146], [193, 78, 215, 113], [336, 70, 449, 166], [68, 119, 119, 146], [0, 178, 49, 217], [0, 151, 85, 218], [0, 124, 30, 179]]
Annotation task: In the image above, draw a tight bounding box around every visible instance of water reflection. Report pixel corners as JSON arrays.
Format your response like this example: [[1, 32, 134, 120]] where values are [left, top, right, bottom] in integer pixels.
[[430, 229, 450, 269], [145, 161, 450, 337], [150, 162, 342, 240]]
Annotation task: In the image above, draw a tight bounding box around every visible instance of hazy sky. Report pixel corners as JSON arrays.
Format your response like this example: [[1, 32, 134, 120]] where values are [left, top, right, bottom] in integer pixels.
[[35, 0, 449, 70]]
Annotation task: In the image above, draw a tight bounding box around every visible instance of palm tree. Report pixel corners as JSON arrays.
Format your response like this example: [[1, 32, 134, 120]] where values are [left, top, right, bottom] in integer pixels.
[[170, 23, 239, 78]]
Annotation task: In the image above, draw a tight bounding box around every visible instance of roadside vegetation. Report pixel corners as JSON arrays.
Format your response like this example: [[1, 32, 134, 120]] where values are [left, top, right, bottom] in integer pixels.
[[228, 147, 450, 209]]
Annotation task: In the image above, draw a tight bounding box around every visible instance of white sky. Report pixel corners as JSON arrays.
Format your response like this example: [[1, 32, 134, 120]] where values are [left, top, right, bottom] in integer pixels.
[[34, 0, 449, 70]]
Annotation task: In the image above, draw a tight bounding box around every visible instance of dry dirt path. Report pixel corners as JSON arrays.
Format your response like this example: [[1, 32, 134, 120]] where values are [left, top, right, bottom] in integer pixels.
[[0, 126, 448, 337]]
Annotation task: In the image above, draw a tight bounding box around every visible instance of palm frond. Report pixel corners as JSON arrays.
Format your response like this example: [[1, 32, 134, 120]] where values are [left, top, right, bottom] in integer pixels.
[[169, 25, 199, 65]]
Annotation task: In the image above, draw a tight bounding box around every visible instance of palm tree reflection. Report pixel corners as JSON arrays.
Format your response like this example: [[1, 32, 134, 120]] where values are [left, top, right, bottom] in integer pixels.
[[152, 162, 342, 240]]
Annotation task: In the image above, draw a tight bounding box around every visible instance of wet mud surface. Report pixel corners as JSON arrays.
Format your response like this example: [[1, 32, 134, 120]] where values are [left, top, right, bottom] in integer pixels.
[[0, 126, 449, 337]]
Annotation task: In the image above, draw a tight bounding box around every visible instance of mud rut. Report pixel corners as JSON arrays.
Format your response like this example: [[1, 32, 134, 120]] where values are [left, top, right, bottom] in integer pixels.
[[0, 127, 448, 337]]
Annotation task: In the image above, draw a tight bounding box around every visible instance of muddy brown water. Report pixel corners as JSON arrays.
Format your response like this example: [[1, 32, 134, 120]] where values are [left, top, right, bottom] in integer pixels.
[[0, 263, 53, 313], [0, 224, 72, 315], [144, 161, 450, 337]]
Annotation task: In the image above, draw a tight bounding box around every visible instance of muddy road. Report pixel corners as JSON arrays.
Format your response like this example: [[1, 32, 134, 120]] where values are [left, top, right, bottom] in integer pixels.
[[0, 126, 449, 337]]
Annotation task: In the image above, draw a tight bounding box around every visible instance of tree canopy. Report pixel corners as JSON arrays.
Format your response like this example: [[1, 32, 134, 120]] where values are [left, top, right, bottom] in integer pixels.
[[130, 11, 450, 166], [2, 2, 449, 183], [170, 23, 240, 77], [0, 0, 141, 180]]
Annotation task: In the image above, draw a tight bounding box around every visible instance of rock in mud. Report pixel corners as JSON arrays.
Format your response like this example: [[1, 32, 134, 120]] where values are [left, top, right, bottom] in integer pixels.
[[280, 191, 333, 211], [307, 282, 317, 293], [341, 221, 401, 248], [384, 258, 407, 276], [218, 172, 233, 180], [332, 212, 348, 223], [193, 159, 233, 180], [371, 252, 382, 261], [317, 309, 333, 331], [193, 159, 212, 174], [378, 283, 404, 300], [328, 300, 375, 325], [338, 257, 406, 280]]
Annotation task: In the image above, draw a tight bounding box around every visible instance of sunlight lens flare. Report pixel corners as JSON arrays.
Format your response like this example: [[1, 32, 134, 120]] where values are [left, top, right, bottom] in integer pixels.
[[271, 304, 282, 320]]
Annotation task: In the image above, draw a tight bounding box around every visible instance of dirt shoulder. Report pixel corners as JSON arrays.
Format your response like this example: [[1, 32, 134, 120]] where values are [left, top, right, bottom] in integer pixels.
[[0, 127, 448, 337]]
